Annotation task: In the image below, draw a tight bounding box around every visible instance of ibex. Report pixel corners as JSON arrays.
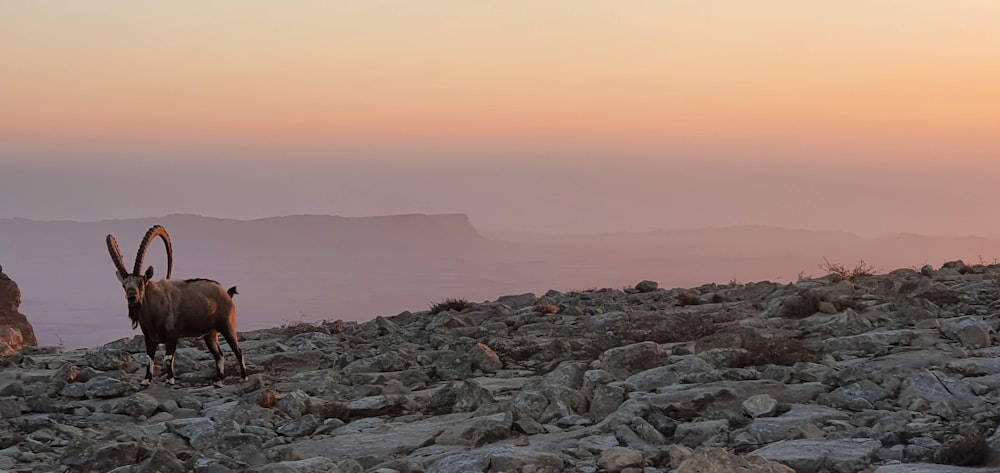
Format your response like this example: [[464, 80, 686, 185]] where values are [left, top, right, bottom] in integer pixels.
[[106, 225, 247, 386]]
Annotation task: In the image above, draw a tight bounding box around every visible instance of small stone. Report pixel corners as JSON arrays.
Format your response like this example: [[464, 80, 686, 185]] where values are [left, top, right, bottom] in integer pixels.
[[598, 447, 644, 473], [634, 281, 659, 293], [743, 394, 779, 418]]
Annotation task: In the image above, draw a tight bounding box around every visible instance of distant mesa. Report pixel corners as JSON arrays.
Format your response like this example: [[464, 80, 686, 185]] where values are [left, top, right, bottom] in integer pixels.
[[0, 265, 38, 357]]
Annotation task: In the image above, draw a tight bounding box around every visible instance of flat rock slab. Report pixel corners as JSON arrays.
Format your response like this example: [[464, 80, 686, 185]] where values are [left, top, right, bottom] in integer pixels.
[[876, 465, 1000, 473], [747, 404, 850, 443], [650, 380, 829, 410], [752, 439, 881, 473], [282, 412, 474, 460], [467, 376, 528, 394]]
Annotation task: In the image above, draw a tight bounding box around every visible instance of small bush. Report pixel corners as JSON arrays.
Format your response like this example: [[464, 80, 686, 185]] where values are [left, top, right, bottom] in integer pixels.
[[729, 335, 824, 367], [534, 303, 559, 315], [429, 298, 471, 315], [819, 258, 878, 282], [934, 430, 990, 466], [258, 389, 277, 408]]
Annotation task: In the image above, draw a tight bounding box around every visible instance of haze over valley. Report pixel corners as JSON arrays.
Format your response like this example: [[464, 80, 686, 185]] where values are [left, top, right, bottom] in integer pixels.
[[3, 213, 999, 349]]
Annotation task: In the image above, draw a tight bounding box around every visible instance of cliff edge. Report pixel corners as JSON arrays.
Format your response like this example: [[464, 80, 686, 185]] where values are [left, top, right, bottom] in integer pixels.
[[0, 265, 38, 357]]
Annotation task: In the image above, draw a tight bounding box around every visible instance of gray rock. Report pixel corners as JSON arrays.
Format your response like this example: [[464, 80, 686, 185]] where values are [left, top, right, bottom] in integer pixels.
[[898, 370, 985, 411], [0, 378, 24, 397], [635, 281, 659, 293], [946, 357, 1000, 376], [938, 316, 992, 348], [476, 445, 566, 473], [747, 404, 849, 444], [342, 352, 409, 374], [468, 343, 502, 373], [84, 376, 129, 399], [675, 419, 729, 447], [497, 293, 537, 307], [108, 392, 159, 418], [431, 351, 473, 380], [249, 457, 340, 473], [426, 453, 489, 473], [276, 414, 320, 437], [544, 362, 587, 389], [743, 394, 779, 418], [677, 448, 794, 473], [600, 342, 668, 379], [510, 390, 549, 421], [752, 439, 881, 473], [514, 418, 546, 435], [579, 435, 619, 453], [345, 395, 410, 418], [876, 465, 1000, 473], [817, 380, 892, 411], [277, 413, 474, 461], [139, 449, 185, 473], [435, 412, 512, 447], [589, 384, 625, 420], [597, 446, 644, 473], [0, 397, 24, 418]]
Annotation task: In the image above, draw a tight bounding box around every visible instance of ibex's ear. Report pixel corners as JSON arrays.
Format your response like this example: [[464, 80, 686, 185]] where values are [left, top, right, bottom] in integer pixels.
[[144, 266, 154, 281], [115, 270, 126, 283]]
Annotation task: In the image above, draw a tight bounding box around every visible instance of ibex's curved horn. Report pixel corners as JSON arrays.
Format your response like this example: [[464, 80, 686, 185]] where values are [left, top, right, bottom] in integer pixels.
[[133, 225, 173, 278], [106, 234, 129, 276]]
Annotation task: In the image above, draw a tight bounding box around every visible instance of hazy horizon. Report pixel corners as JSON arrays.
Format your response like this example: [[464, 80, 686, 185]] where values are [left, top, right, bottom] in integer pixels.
[[4, 2, 1000, 235]]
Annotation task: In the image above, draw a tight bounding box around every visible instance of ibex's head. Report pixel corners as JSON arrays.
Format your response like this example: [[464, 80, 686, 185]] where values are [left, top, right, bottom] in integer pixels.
[[107, 225, 174, 324]]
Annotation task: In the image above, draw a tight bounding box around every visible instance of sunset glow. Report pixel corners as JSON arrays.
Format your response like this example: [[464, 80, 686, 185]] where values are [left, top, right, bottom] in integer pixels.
[[4, 2, 1000, 152], [4, 2, 1000, 236]]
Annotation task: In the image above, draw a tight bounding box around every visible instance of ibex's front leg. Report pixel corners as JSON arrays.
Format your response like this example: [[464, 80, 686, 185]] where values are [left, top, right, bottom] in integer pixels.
[[142, 336, 157, 386], [164, 338, 179, 386]]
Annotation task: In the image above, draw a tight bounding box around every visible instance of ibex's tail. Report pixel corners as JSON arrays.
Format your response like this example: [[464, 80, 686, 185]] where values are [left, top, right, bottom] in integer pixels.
[[227, 286, 239, 298]]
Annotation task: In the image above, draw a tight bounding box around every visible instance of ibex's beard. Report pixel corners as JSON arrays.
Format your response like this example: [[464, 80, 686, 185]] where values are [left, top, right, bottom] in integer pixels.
[[128, 302, 142, 330]]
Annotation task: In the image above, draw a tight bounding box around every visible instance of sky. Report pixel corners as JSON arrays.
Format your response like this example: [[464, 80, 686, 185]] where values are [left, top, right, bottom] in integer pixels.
[[3, 1, 1000, 236]]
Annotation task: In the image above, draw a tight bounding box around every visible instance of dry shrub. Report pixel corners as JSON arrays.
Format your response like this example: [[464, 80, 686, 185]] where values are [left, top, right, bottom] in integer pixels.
[[676, 292, 700, 306], [534, 303, 559, 315], [429, 298, 471, 315], [729, 335, 824, 367], [934, 430, 990, 466], [258, 389, 277, 408], [820, 258, 878, 282]]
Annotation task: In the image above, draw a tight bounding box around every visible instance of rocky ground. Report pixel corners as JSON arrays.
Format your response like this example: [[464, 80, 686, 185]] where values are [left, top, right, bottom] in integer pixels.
[[4, 261, 1000, 472]]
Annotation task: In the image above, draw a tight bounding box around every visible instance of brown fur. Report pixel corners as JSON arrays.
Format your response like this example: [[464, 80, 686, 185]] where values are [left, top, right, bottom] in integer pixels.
[[108, 225, 246, 386]]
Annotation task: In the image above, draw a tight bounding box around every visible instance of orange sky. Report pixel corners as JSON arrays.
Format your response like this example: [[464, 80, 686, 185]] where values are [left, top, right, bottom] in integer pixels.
[[4, 2, 1000, 236], [3, 1, 1000, 155]]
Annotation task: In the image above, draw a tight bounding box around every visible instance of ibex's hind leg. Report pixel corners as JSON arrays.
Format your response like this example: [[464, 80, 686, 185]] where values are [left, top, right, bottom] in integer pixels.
[[203, 332, 225, 383], [164, 338, 179, 386], [220, 325, 247, 380], [142, 336, 157, 386]]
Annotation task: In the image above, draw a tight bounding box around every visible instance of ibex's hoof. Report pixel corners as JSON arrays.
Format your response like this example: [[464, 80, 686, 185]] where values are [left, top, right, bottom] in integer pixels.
[[140, 379, 151, 387], [167, 377, 176, 386], [213, 380, 225, 388]]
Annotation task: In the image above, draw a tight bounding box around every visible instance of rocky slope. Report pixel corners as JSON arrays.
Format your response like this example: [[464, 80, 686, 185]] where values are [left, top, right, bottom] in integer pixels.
[[3, 261, 1000, 472], [0, 266, 37, 358]]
